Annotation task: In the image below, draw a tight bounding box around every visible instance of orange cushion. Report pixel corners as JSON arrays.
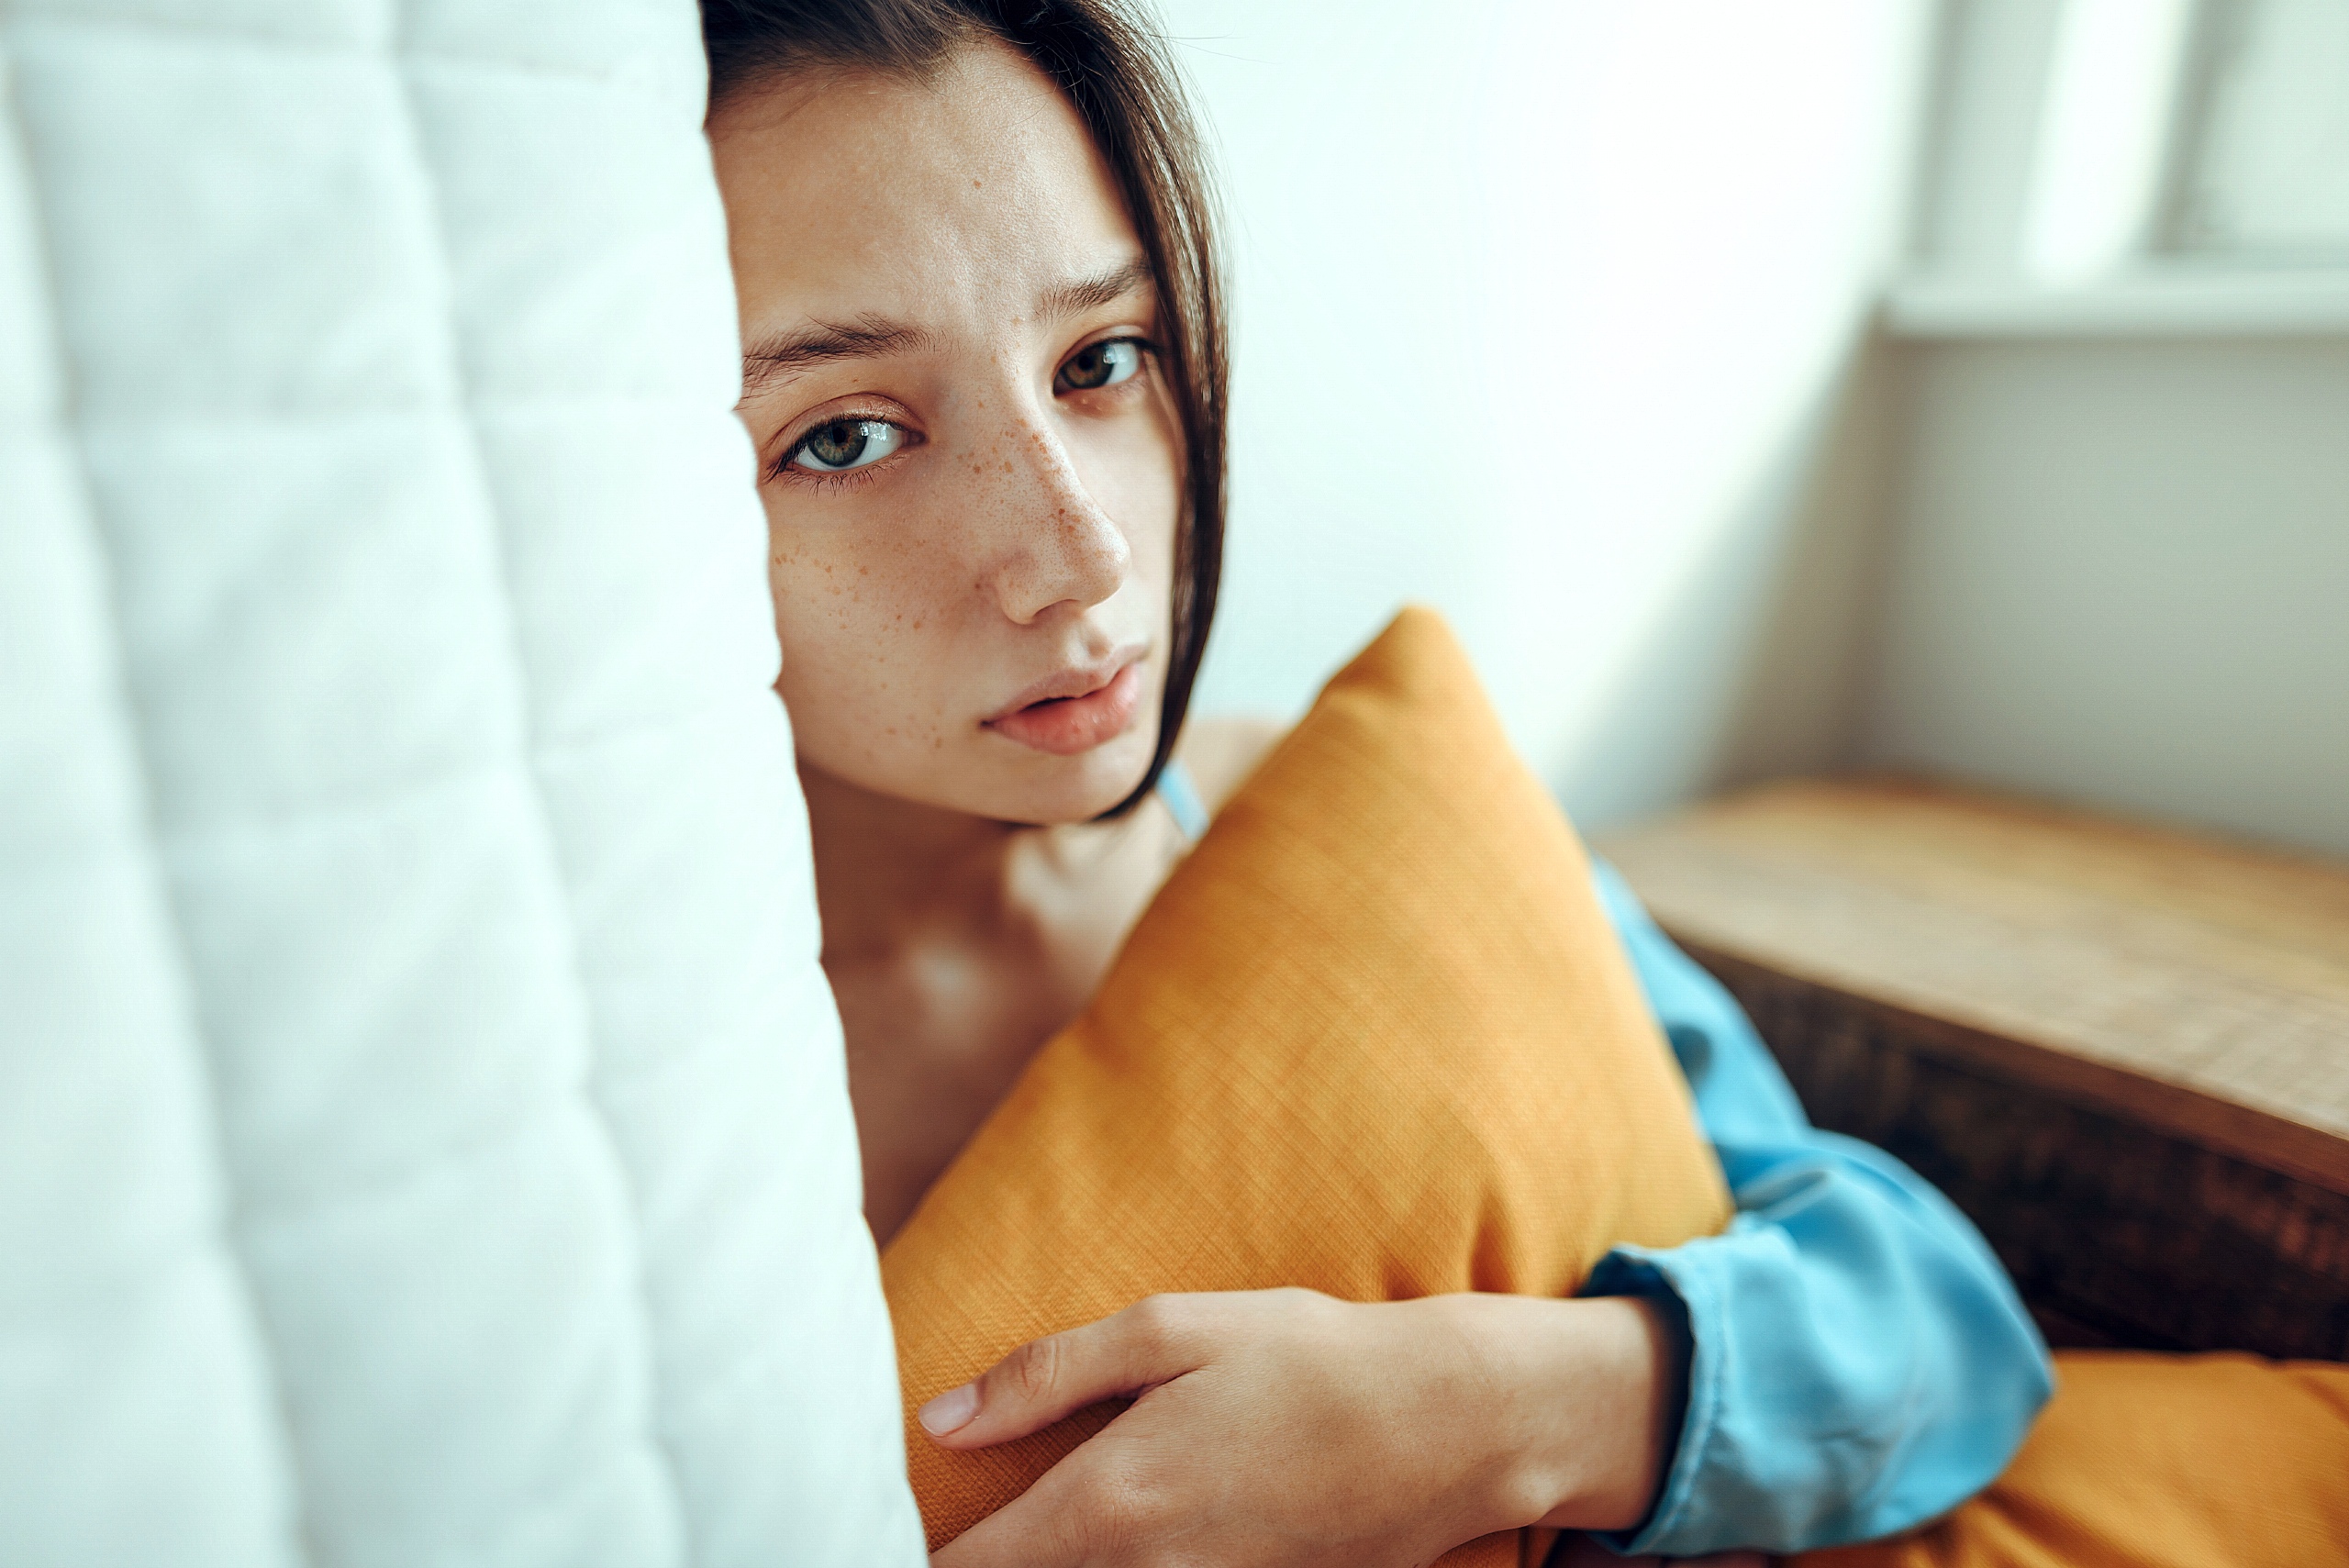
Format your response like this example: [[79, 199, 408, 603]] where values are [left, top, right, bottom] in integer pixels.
[[1795, 1350, 2349, 1568], [879, 606, 1733, 1562]]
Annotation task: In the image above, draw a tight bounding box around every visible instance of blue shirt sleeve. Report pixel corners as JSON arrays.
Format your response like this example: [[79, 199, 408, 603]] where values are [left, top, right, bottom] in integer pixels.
[[1579, 862, 2054, 1557]]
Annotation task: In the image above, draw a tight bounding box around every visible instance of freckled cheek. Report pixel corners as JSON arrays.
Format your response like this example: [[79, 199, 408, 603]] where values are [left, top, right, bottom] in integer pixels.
[[767, 531, 971, 757]]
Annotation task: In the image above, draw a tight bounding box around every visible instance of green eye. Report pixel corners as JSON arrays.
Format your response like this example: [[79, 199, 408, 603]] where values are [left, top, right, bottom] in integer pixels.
[[1057, 339, 1143, 393], [788, 418, 907, 474]]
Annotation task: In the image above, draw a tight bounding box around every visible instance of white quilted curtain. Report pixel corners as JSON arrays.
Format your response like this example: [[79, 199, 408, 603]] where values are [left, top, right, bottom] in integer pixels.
[[0, 2, 922, 1563]]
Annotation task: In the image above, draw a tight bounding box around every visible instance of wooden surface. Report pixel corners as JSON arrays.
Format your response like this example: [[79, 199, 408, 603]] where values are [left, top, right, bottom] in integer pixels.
[[1600, 778, 2349, 1360]]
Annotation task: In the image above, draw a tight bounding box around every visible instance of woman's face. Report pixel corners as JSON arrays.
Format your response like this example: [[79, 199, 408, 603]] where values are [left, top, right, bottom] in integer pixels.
[[711, 39, 1183, 826]]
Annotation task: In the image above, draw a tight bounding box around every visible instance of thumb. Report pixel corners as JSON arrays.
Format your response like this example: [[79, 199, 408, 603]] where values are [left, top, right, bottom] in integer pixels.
[[918, 1295, 1202, 1451]]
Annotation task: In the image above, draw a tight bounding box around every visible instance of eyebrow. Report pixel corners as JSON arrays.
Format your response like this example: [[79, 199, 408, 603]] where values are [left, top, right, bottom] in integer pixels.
[[740, 317, 941, 397], [1038, 257, 1156, 321], [737, 259, 1157, 396]]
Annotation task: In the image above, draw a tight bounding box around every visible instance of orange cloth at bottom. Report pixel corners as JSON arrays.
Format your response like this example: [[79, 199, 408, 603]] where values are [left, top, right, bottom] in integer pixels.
[[1794, 1350, 2349, 1568]]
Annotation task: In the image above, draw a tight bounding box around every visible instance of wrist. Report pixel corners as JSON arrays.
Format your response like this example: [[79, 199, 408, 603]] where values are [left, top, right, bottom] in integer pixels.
[[1439, 1292, 1687, 1536]]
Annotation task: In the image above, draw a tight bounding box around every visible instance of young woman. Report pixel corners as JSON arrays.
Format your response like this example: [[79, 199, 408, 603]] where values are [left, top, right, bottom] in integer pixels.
[[701, 3, 2054, 1562]]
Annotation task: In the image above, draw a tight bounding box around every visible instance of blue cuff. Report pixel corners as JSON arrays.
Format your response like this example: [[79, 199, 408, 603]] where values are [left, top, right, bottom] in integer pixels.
[[1578, 1247, 1724, 1557], [1577, 1213, 2052, 1556]]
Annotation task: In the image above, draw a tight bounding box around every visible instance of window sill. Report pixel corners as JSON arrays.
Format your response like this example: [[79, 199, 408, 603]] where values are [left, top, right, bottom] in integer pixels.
[[1882, 267, 2349, 339]]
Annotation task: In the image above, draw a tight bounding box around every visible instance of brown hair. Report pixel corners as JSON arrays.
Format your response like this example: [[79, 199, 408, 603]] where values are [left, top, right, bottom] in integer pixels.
[[701, 0, 1227, 816]]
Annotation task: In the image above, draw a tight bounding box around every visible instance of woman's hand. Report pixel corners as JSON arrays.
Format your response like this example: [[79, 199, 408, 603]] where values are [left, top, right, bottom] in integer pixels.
[[921, 1287, 1691, 1568]]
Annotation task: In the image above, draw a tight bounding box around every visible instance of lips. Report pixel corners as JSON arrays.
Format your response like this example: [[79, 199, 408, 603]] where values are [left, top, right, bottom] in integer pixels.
[[985, 661, 1145, 756]]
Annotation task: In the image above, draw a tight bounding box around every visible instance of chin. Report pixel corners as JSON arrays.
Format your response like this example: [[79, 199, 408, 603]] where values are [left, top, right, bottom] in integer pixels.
[[796, 709, 1160, 827], [994, 729, 1159, 826]]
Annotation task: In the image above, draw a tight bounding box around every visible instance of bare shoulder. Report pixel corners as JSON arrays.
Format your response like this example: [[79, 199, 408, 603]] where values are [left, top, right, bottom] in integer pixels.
[[1173, 714, 1292, 815]]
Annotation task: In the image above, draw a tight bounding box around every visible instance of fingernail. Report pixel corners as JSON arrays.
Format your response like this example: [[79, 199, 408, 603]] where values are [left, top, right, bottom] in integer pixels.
[[918, 1382, 981, 1436]]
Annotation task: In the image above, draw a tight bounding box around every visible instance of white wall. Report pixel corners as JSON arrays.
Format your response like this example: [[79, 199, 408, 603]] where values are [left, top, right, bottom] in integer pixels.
[[1860, 338, 2349, 858], [1851, 0, 2349, 862], [1167, 0, 1935, 831]]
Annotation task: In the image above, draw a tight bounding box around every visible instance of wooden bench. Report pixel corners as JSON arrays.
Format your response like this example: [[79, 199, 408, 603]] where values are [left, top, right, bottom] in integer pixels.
[[1599, 778, 2349, 1361]]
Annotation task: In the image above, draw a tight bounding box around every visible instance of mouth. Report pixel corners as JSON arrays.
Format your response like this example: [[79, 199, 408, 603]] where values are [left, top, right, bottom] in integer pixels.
[[983, 656, 1148, 757]]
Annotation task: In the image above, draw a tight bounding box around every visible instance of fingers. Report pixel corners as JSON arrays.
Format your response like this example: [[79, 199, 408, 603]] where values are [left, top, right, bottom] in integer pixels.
[[918, 1294, 1202, 1451]]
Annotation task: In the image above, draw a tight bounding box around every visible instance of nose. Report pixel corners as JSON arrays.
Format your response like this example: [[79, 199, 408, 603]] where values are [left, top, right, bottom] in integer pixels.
[[974, 414, 1133, 627]]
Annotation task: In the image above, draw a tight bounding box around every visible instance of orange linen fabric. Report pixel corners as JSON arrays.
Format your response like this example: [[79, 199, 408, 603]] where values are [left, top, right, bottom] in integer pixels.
[[880, 606, 1734, 1562], [1795, 1351, 2349, 1568]]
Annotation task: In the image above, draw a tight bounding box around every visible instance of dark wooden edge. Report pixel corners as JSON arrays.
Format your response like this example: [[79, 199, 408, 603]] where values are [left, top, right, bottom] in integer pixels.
[[1674, 939, 2349, 1360], [1671, 937, 2349, 1201]]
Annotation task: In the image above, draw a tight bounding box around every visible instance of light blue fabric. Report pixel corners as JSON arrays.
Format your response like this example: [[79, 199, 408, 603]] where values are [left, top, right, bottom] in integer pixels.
[[1584, 862, 2054, 1557], [1155, 758, 1214, 841]]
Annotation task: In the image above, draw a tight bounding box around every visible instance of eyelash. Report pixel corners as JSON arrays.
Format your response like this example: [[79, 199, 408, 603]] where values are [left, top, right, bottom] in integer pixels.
[[781, 464, 879, 495], [764, 338, 1160, 489], [766, 413, 907, 488]]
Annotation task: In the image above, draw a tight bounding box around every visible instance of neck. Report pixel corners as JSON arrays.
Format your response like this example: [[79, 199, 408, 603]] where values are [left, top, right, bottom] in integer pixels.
[[798, 762, 1025, 963]]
